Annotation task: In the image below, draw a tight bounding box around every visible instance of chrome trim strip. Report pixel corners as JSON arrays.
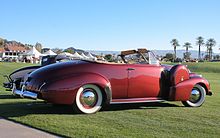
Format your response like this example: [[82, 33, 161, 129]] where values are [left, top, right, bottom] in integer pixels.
[[110, 99, 165, 104], [39, 82, 46, 91]]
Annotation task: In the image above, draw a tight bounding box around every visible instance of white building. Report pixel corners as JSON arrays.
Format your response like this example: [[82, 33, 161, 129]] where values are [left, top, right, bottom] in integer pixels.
[[0, 45, 27, 60]]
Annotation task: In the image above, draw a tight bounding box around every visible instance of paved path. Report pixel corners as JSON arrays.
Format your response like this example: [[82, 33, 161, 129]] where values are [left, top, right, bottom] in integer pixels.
[[0, 117, 57, 138]]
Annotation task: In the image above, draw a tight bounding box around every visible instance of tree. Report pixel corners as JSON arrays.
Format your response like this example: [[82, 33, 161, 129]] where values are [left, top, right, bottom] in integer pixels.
[[164, 53, 174, 62], [196, 36, 205, 60], [0, 38, 5, 47], [183, 52, 191, 60], [170, 39, 180, 60], [213, 55, 220, 60], [35, 42, 43, 52], [52, 48, 63, 54], [183, 42, 192, 53], [183, 42, 192, 60], [206, 38, 216, 61], [104, 54, 113, 61], [64, 47, 75, 54]]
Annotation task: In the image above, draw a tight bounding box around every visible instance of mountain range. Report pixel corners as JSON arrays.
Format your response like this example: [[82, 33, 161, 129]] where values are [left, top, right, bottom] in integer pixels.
[[1, 37, 219, 58], [88, 50, 220, 59]]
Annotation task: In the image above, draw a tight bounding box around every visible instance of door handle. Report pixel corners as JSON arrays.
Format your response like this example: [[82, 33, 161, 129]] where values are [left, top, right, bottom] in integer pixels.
[[127, 68, 135, 71]]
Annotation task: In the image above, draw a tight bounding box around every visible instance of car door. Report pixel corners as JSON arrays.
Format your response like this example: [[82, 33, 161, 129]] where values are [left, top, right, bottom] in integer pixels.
[[98, 64, 129, 99], [127, 64, 162, 98]]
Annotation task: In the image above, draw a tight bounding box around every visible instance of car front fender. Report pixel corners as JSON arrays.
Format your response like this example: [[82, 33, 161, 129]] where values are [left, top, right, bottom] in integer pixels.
[[169, 77, 210, 101]]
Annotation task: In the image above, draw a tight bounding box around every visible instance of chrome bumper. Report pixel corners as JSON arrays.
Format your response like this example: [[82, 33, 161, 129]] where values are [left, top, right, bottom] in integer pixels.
[[12, 83, 37, 100]]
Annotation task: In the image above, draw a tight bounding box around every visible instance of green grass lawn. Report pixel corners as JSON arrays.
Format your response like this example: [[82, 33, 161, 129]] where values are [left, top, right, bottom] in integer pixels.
[[0, 62, 220, 137]]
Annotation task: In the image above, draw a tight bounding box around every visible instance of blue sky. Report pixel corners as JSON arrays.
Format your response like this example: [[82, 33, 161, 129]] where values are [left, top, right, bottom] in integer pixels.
[[0, 0, 220, 52]]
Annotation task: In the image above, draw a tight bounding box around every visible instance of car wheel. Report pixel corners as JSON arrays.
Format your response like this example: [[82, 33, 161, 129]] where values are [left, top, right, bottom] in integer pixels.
[[74, 84, 103, 114], [182, 84, 206, 107]]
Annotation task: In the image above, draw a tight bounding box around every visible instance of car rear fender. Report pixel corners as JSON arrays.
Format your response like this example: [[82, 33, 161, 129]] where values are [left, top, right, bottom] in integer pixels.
[[73, 73, 112, 105], [41, 72, 112, 105], [169, 77, 210, 101]]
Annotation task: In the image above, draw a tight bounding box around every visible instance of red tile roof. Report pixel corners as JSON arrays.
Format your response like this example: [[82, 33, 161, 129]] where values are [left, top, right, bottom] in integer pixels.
[[4, 43, 27, 52]]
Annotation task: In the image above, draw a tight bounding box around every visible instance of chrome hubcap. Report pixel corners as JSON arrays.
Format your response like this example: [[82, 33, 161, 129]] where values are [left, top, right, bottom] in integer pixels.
[[80, 89, 97, 108], [189, 89, 201, 103]]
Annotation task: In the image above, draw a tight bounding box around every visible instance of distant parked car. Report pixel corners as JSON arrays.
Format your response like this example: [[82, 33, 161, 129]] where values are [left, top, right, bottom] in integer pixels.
[[3, 54, 71, 90], [12, 49, 212, 114]]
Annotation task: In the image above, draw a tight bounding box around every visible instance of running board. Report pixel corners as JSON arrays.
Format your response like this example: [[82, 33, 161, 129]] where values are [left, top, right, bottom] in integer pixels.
[[110, 97, 165, 104]]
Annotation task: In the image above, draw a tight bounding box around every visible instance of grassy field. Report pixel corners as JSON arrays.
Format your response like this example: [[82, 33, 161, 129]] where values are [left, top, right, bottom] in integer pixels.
[[0, 62, 220, 137]]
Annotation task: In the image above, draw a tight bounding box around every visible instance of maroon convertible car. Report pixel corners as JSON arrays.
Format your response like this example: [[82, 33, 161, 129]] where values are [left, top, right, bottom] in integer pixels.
[[13, 49, 212, 114]]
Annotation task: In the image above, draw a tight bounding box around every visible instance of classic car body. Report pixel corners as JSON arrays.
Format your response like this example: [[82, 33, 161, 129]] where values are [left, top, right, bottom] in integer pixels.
[[12, 49, 212, 114], [3, 65, 41, 89], [3, 55, 70, 90]]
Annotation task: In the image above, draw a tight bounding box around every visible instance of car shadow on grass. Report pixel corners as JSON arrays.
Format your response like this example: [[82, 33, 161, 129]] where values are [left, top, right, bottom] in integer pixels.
[[102, 102, 180, 112], [0, 95, 181, 137], [0, 101, 73, 117], [0, 94, 21, 99], [0, 94, 181, 118]]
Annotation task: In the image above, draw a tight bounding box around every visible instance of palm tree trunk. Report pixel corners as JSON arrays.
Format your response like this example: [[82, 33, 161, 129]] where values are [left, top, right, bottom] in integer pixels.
[[174, 46, 176, 60], [198, 45, 201, 60], [207, 47, 209, 61]]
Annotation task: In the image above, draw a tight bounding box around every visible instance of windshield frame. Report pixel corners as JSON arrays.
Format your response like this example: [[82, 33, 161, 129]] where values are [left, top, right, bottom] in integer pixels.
[[118, 49, 160, 65]]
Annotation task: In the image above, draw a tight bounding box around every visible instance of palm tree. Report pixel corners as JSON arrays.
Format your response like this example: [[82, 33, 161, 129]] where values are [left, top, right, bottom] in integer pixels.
[[183, 42, 192, 53], [196, 36, 205, 60], [206, 38, 216, 61], [183, 42, 192, 60], [170, 39, 180, 60]]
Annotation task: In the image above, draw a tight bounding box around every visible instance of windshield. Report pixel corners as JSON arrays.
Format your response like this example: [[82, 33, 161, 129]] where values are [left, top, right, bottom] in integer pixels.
[[148, 51, 160, 65], [119, 51, 159, 65], [102, 49, 160, 65], [124, 53, 148, 64]]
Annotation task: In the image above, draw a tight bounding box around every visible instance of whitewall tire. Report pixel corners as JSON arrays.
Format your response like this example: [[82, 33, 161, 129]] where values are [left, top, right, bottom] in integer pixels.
[[74, 84, 103, 114], [182, 84, 206, 107]]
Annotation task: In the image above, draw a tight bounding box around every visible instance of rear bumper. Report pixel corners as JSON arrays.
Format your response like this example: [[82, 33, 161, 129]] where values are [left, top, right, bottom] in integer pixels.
[[12, 84, 37, 100]]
